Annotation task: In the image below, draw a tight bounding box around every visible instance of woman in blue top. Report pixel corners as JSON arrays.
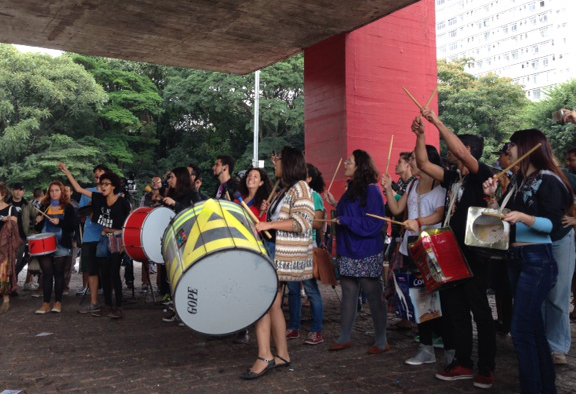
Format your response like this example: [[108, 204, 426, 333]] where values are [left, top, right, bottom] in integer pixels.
[[34, 181, 77, 314], [324, 149, 388, 354], [483, 129, 572, 394]]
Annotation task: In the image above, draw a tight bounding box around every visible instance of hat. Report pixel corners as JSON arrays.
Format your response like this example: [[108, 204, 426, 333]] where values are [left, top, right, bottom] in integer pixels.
[[492, 143, 510, 155], [11, 182, 25, 190]]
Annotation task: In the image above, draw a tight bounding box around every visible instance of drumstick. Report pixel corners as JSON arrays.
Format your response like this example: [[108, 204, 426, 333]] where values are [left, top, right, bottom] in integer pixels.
[[385, 135, 395, 174], [34, 206, 52, 220], [424, 88, 437, 108], [326, 158, 343, 195], [495, 143, 542, 180], [313, 218, 338, 223], [481, 212, 506, 220], [238, 198, 272, 239], [402, 86, 423, 110], [366, 213, 406, 226], [259, 179, 280, 218]]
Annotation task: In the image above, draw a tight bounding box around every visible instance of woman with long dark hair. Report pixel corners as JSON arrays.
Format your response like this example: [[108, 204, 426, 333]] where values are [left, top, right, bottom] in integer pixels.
[[324, 149, 388, 354], [383, 135, 453, 366], [241, 146, 315, 380], [163, 167, 202, 213], [236, 168, 272, 219], [34, 181, 77, 314], [483, 129, 572, 394], [60, 164, 131, 319]]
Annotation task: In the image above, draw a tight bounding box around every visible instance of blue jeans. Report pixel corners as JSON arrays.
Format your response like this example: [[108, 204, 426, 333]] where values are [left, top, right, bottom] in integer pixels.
[[509, 244, 557, 394], [543, 229, 575, 354], [287, 279, 324, 332]]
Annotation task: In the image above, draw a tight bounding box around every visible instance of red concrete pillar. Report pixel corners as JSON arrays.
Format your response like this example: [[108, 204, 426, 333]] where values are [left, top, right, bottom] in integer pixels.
[[305, 0, 439, 200]]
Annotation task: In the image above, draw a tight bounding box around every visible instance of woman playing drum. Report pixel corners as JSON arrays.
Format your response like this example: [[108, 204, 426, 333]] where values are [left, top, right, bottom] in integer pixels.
[[34, 181, 77, 314], [244, 146, 315, 379], [162, 167, 203, 213], [60, 163, 131, 319], [382, 138, 454, 366], [324, 150, 389, 354], [483, 129, 572, 394]]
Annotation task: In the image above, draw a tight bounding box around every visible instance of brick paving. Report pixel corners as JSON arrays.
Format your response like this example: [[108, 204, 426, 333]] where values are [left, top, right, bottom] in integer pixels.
[[1, 265, 576, 393]]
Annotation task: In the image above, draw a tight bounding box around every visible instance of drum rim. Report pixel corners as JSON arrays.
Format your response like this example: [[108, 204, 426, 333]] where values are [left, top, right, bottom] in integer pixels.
[[27, 232, 58, 240], [122, 206, 175, 263], [172, 247, 278, 336]]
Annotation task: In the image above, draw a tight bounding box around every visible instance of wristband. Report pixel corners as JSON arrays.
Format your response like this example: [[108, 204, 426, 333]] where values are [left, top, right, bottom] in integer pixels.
[[416, 218, 423, 229]]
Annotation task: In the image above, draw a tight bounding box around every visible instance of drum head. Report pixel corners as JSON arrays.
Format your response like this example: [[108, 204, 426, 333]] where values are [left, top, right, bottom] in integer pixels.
[[28, 233, 57, 241], [174, 249, 278, 336], [472, 215, 505, 244], [142, 207, 175, 264]]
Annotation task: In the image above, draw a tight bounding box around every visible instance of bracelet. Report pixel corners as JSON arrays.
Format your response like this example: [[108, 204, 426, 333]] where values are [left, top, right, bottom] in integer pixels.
[[483, 195, 497, 203], [416, 218, 423, 228]]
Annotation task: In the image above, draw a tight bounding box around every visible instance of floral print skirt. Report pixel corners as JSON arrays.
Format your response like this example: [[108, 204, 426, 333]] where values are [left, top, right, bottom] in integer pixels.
[[337, 251, 384, 278]]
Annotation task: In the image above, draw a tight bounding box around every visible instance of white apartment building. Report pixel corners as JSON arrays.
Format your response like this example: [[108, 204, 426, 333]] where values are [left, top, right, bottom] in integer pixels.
[[436, 0, 575, 101]]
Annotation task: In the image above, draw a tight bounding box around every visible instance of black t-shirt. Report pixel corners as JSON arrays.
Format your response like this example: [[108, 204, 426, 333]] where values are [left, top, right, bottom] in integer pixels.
[[442, 162, 493, 246], [6, 199, 26, 239], [508, 171, 571, 242], [215, 178, 240, 200], [91, 193, 131, 230], [0, 205, 20, 233]]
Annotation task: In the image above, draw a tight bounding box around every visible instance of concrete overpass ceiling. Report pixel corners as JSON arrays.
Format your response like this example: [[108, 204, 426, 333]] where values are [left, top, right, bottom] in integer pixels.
[[0, 0, 420, 74]]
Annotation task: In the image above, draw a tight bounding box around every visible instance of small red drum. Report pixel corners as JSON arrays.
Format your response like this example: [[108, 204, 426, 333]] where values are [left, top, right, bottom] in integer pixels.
[[122, 207, 175, 264], [28, 233, 58, 256], [408, 228, 473, 293]]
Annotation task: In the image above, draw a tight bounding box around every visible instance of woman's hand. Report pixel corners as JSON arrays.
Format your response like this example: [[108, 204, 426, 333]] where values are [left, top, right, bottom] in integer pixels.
[[324, 191, 337, 207], [504, 211, 532, 226], [381, 173, 393, 191], [483, 175, 499, 197], [49, 218, 60, 226], [163, 197, 176, 207], [255, 221, 273, 232], [59, 162, 70, 175], [421, 108, 440, 125], [404, 219, 419, 232], [411, 116, 425, 136], [562, 215, 576, 228], [260, 199, 270, 213]]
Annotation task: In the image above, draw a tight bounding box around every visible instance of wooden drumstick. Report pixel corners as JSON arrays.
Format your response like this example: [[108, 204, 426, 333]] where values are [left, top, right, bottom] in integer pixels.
[[424, 88, 437, 108], [327, 158, 343, 195], [385, 135, 395, 174], [366, 213, 406, 226], [402, 86, 423, 110], [495, 143, 542, 180], [34, 206, 52, 220], [238, 197, 272, 239], [259, 179, 280, 218], [481, 212, 506, 220], [313, 218, 338, 223]]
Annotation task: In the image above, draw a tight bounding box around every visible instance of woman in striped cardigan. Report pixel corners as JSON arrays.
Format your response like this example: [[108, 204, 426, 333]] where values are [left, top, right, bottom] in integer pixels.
[[240, 146, 314, 380]]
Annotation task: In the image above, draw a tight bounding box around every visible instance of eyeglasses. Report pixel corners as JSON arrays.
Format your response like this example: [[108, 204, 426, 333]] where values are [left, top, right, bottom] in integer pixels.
[[508, 142, 516, 147], [167, 175, 174, 180], [344, 159, 354, 165], [100, 182, 112, 187]]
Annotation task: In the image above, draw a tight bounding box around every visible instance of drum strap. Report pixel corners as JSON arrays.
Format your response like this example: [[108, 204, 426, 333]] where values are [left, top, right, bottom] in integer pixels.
[[499, 185, 515, 213], [443, 177, 463, 228]]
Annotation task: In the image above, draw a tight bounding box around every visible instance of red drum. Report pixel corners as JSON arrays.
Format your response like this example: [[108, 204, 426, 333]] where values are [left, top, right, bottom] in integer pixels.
[[28, 233, 58, 256], [122, 207, 175, 264], [408, 228, 473, 293]]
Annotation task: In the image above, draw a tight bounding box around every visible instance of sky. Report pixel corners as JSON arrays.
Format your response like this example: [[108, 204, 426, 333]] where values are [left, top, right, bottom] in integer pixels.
[[13, 44, 63, 57]]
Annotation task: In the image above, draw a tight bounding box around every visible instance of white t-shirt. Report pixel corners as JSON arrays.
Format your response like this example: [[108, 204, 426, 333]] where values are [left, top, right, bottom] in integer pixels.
[[400, 179, 447, 256]]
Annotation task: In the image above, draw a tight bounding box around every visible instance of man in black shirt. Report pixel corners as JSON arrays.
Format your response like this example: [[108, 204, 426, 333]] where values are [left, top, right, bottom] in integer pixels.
[[413, 109, 496, 389], [213, 155, 239, 200], [8, 182, 35, 283]]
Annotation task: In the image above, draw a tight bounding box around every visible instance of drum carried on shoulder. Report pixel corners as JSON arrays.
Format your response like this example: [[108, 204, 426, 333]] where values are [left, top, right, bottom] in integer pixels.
[[162, 199, 278, 335]]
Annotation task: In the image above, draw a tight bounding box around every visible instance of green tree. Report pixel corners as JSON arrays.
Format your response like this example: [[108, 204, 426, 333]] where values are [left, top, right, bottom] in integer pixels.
[[438, 59, 530, 161], [0, 45, 107, 189], [521, 79, 576, 158]]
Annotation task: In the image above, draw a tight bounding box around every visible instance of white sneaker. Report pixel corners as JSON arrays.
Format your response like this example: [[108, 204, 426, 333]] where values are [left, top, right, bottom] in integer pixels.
[[405, 345, 436, 365], [552, 352, 567, 365]]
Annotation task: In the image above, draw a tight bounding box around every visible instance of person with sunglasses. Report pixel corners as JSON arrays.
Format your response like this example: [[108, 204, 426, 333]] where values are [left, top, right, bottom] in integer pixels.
[[60, 163, 131, 319]]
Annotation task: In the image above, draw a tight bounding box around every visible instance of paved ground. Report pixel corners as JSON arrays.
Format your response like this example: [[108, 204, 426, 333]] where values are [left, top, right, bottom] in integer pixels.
[[1, 264, 576, 394]]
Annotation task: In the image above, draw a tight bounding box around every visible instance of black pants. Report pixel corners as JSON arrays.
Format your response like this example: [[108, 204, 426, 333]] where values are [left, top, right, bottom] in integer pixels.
[[99, 253, 123, 307], [159, 264, 170, 296], [39, 255, 66, 303], [442, 252, 496, 370]]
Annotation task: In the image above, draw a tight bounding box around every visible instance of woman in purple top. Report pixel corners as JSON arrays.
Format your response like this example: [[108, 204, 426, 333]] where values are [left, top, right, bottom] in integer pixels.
[[324, 149, 388, 354]]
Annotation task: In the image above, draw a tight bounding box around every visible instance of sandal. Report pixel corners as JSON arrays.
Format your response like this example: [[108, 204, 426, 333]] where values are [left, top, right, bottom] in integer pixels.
[[274, 355, 291, 369], [240, 357, 275, 380]]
